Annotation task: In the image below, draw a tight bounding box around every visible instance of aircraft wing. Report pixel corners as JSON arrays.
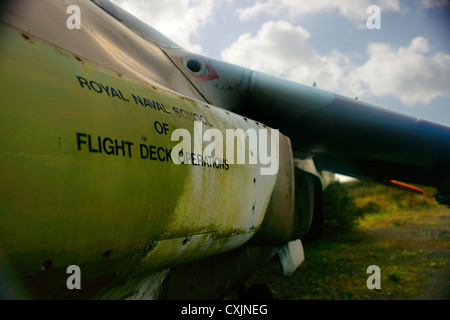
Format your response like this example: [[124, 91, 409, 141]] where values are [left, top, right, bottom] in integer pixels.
[[164, 51, 450, 194], [0, 0, 449, 300]]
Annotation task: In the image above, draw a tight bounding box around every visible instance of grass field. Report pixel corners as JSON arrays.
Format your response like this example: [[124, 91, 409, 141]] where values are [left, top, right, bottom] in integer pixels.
[[243, 180, 450, 300]]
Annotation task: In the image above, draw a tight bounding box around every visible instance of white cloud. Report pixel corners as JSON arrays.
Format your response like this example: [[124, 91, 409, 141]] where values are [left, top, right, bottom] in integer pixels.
[[236, 0, 401, 26], [349, 37, 450, 105], [113, 0, 218, 53], [221, 21, 316, 76], [221, 21, 355, 94], [417, 0, 450, 9], [221, 20, 450, 105]]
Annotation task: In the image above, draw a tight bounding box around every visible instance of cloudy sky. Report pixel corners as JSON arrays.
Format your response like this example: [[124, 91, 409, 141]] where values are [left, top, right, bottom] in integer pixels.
[[112, 0, 450, 126]]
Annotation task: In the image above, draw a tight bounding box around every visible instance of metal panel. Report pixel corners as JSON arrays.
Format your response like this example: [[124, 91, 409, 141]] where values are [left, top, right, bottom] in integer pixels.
[[0, 0, 205, 101], [0, 24, 283, 298]]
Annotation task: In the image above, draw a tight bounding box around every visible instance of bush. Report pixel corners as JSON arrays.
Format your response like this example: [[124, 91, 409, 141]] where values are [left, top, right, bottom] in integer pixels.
[[357, 199, 383, 213], [323, 182, 364, 235], [346, 180, 439, 213]]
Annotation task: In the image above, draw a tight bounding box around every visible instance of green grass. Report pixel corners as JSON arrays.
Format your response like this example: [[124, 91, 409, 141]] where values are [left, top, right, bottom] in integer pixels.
[[243, 180, 450, 300], [345, 180, 439, 213], [246, 231, 445, 299]]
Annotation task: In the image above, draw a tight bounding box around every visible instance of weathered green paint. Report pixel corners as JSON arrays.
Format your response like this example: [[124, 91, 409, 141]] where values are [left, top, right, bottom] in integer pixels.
[[0, 24, 280, 298]]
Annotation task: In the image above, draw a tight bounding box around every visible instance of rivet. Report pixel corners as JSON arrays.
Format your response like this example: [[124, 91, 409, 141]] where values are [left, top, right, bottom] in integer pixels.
[[42, 259, 52, 271], [146, 243, 155, 252], [103, 249, 112, 259], [21, 33, 31, 41]]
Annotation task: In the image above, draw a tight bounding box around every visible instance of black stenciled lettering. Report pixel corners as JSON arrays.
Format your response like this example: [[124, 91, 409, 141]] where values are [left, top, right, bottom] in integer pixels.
[[140, 144, 149, 159], [178, 150, 184, 164], [173, 107, 181, 117], [154, 121, 164, 134], [88, 134, 99, 153], [145, 99, 157, 110], [76, 133, 133, 158], [111, 88, 121, 99], [193, 113, 200, 122], [157, 147, 166, 161], [132, 94, 144, 106], [77, 132, 87, 150], [125, 142, 134, 158], [118, 90, 130, 102], [76, 76, 91, 90], [97, 136, 103, 153], [185, 152, 191, 164], [166, 148, 173, 162], [89, 81, 103, 93], [115, 139, 125, 156], [99, 83, 110, 96], [181, 109, 190, 119], [103, 138, 115, 155], [149, 145, 157, 160]]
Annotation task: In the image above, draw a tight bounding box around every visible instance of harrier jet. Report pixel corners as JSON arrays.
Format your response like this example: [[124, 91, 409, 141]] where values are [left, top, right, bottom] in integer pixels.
[[0, 0, 448, 299]]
